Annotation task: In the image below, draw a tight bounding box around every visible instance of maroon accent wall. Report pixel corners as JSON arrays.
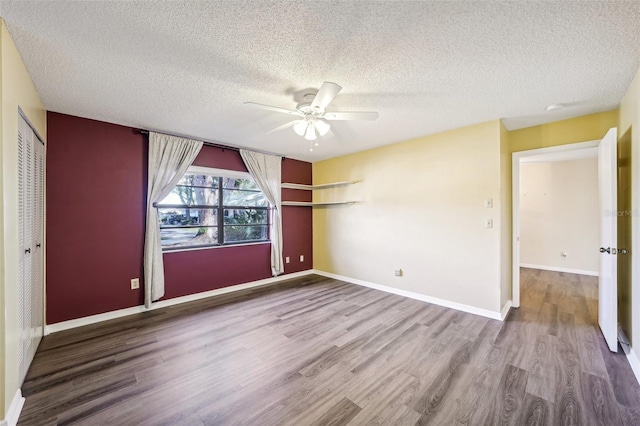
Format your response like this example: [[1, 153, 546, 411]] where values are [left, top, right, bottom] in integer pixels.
[[46, 113, 147, 323], [46, 112, 313, 324], [163, 148, 313, 299], [192, 145, 247, 171], [280, 158, 313, 274], [162, 244, 272, 299]]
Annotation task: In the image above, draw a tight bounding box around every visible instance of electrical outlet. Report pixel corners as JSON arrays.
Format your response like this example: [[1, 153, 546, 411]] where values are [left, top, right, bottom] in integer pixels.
[[131, 278, 139, 290], [394, 268, 403, 277], [300, 255, 304, 262], [286, 256, 290, 264]]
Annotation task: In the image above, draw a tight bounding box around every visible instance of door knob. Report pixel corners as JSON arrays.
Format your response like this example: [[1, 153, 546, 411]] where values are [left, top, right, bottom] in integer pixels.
[[600, 247, 611, 254], [619, 248, 629, 255]]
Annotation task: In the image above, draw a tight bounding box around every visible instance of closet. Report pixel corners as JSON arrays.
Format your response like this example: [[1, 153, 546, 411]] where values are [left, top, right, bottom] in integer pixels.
[[18, 112, 45, 384]]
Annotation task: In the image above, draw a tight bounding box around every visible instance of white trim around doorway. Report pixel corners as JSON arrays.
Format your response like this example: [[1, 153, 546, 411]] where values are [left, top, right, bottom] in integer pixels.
[[511, 140, 600, 307]]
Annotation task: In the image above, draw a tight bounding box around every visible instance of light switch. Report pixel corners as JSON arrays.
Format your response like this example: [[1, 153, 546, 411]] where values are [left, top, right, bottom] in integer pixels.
[[485, 198, 493, 208], [485, 218, 493, 229]]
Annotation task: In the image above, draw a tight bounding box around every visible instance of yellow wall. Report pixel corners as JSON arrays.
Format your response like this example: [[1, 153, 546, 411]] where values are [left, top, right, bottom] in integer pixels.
[[0, 19, 46, 417], [617, 128, 632, 347], [509, 110, 619, 153], [0, 22, 4, 419], [619, 66, 639, 354], [313, 110, 621, 320], [314, 120, 504, 314]]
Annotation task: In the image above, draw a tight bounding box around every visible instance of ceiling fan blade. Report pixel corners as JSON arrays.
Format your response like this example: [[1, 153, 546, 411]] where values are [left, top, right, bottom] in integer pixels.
[[311, 82, 342, 110], [265, 120, 301, 134], [324, 111, 379, 121], [244, 102, 302, 117]]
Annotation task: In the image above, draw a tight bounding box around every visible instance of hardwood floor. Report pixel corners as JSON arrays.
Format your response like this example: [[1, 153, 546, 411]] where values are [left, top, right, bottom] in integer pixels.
[[18, 269, 640, 425]]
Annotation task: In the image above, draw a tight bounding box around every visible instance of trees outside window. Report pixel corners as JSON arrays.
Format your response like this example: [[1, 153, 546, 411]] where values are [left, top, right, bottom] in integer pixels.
[[157, 167, 268, 250]]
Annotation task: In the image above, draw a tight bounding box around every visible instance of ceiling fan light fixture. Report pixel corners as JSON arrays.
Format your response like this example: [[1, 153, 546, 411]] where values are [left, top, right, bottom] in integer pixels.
[[293, 120, 307, 136], [314, 119, 330, 136], [304, 123, 317, 141], [245, 82, 378, 143]]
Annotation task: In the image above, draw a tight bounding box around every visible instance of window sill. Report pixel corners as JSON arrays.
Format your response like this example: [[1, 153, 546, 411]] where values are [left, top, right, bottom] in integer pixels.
[[162, 240, 271, 254]]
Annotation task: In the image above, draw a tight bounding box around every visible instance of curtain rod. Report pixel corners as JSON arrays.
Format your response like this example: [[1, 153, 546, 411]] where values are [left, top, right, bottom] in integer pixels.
[[137, 129, 285, 160]]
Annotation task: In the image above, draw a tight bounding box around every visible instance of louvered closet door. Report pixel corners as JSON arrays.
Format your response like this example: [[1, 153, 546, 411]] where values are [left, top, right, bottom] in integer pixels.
[[18, 115, 26, 378], [32, 136, 45, 350], [18, 113, 44, 385]]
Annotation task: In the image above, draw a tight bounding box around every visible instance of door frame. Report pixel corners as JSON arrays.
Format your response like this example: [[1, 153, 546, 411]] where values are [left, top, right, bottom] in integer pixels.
[[511, 139, 600, 307]]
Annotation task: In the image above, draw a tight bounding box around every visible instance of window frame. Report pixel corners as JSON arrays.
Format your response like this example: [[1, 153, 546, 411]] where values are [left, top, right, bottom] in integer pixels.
[[157, 166, 270, 252]]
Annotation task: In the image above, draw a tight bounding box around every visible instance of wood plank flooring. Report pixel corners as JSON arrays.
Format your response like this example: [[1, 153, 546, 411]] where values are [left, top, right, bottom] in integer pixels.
[[18, 269, 640, 425]]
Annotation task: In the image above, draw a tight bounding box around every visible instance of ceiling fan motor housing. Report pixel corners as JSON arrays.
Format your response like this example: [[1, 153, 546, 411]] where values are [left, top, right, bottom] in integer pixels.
[[297, 103, 325, 116]]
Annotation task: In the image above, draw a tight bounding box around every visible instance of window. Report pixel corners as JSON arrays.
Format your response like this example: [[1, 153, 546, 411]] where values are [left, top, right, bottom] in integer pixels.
[[157, 167, 269, 250]]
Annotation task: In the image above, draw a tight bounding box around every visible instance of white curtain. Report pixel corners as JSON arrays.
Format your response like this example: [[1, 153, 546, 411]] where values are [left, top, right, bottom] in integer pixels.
[[144, 132, 203, 308], [240, 149, 284, 276]]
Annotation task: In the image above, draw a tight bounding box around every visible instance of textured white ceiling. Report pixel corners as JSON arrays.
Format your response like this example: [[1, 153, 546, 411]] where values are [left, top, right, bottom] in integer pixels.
[[2, 1, 639, 162]]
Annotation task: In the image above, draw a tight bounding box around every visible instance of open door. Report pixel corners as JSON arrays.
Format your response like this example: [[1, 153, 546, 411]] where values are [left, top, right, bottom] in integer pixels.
[[598, 127, 618, 353]]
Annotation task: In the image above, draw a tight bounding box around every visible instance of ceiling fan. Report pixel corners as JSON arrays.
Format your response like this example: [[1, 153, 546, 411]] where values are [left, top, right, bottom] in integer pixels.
[[245, 82, 378, 150]]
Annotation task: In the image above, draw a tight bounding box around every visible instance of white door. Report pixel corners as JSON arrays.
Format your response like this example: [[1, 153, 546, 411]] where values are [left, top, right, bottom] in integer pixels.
[[18, 113, 45, 384], [598, 127, 618, 353], [33, 136, 45, 346]]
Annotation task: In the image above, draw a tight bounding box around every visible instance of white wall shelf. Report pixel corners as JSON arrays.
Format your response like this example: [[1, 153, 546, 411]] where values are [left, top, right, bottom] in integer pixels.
[[281, 181, 357, 206], [281, 201, 356, 207], [281, 181, 353, 190]]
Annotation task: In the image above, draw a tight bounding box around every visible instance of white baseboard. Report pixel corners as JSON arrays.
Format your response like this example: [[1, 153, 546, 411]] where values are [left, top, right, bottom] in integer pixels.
[[312, 270, 504, 321], [45, 270, 314, 334], [0, 389, 25, 426], [627, 347, 640, 386], [520, 263, 598, 277], [501, 300, 513, 321]]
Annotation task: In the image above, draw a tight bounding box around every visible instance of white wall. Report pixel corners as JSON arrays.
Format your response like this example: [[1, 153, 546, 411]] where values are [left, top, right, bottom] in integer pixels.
[[519, 157, 599, 274]]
